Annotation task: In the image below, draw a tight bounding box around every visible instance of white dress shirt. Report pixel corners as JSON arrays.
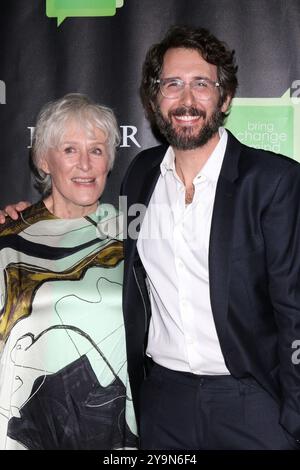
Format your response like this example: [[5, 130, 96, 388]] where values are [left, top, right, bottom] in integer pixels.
[[137, 128, 230, 374]]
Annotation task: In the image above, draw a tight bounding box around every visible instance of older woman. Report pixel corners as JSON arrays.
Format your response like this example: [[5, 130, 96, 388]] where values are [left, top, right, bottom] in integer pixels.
[[0, 94, 137, 450]]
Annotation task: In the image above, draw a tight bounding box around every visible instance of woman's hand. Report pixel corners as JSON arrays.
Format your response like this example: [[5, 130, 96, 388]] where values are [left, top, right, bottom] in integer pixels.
[[0, 201, 31, 224]]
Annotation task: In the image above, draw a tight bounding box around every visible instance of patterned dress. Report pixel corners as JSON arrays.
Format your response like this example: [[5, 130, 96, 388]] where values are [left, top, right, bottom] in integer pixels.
[[0, 201, 137, 450]]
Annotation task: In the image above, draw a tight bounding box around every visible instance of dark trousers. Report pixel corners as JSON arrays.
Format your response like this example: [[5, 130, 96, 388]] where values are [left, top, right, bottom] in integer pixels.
[[140, 363, 298, 450]]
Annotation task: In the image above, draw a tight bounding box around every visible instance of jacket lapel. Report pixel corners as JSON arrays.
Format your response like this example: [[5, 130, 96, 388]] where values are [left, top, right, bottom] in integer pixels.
[[128, 152, 164, 257], [209, 131, 241, 350], [123, 149, 164, 310], [137, 163, 162, 208], [125, 146, 166, 259]]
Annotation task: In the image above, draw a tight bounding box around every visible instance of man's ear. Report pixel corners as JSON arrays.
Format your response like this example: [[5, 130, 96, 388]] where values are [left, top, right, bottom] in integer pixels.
[[221, 95, 232, 114]]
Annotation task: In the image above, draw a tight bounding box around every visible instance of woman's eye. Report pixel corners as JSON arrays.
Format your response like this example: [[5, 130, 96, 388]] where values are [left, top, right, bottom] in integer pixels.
[[64, 146, 76, 154], [91, 147, 102, 155]]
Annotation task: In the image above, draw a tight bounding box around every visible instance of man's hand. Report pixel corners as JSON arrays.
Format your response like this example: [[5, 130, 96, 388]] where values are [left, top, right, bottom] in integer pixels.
[[0, 201, 31, 224]]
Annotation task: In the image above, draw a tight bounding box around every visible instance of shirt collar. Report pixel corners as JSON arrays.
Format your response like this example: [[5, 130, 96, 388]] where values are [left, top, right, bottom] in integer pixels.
[[160, 127, 228, 183], [160, 146, 176, 176]]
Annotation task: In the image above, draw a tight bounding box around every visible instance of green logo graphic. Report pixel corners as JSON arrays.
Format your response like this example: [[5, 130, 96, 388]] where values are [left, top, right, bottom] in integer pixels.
[[227, 89, 300, 162], [46, 0, 124, 26]]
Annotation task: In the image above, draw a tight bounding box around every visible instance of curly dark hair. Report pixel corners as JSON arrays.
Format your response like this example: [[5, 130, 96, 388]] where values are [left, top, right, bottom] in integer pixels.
[[140, 25, 238, 125]]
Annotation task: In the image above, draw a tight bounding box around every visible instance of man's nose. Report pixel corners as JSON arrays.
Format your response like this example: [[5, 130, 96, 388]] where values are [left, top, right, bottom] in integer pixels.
[[180, 83, 196, 105]]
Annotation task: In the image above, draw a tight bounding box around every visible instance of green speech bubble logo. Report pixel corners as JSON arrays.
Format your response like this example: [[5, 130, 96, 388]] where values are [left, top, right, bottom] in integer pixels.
[[227, 89, 300, 162], [46, 0, 125, 26]]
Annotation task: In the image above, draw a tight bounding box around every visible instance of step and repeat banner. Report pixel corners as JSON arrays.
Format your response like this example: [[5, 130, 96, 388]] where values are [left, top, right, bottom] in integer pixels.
[[1, 0, 300, 206]]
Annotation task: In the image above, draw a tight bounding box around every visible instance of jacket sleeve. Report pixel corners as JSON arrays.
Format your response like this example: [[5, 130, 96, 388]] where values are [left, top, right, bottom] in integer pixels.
[[262, 163, 300, 441]]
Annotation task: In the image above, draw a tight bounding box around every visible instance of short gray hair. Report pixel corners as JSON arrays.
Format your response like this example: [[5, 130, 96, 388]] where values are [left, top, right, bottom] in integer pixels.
[[32, 93, 121, 196]]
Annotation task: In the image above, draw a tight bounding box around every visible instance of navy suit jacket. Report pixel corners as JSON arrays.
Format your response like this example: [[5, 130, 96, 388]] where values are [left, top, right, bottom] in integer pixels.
[[121, 131, 300, 439]]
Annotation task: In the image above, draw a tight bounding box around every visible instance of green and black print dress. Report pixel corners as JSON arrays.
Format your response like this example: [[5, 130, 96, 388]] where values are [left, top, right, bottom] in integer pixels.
[[0, 201, 137, 450]]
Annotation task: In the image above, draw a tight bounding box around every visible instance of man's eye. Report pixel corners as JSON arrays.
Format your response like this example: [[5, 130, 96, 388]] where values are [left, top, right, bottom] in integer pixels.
[[167, 81, 181, 89], [195, 80, 208, 88]]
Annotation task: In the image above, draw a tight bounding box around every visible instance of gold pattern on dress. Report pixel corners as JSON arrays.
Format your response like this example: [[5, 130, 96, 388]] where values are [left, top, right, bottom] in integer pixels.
[[0, 241, 123, 343], [0, 201, 56, 237]]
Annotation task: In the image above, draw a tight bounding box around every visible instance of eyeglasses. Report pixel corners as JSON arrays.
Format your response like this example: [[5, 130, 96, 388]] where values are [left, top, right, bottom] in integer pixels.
[[155, 77, 220, 100]]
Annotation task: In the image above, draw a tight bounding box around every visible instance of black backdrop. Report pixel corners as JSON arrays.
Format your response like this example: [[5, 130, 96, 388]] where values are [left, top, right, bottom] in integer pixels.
[[1, 0, 300, 206]]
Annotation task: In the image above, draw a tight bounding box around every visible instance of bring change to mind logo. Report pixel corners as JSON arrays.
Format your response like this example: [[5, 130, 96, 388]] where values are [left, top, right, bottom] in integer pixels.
[[227, 89, 300, 162]]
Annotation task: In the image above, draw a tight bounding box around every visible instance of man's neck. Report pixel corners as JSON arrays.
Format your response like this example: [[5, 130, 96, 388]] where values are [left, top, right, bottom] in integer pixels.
[[174, 132, 220, 188]]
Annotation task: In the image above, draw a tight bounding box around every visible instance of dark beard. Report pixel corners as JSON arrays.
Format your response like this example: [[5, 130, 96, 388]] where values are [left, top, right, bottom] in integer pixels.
[[153, 105, 224, 150]]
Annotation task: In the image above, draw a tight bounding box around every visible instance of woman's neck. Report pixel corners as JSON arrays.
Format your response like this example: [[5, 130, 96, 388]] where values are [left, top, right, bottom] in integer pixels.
[[43, 195, 98, 219]]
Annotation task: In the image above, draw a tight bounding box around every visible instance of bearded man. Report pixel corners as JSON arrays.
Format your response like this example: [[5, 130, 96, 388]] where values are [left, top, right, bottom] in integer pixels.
[[121, 25, 300, 450]]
